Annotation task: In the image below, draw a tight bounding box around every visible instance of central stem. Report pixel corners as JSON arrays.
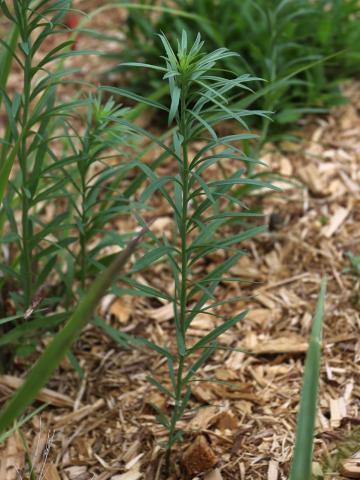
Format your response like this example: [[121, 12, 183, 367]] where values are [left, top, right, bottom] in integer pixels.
[[166, 83, 189, 470]]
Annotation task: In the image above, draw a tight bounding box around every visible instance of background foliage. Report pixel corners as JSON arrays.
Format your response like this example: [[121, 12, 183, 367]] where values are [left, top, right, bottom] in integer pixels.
[[115, 0, 360, 138]]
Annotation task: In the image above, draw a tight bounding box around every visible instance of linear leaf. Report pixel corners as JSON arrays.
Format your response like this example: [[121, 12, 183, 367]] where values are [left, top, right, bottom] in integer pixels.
[[289, 277, 327, 480]]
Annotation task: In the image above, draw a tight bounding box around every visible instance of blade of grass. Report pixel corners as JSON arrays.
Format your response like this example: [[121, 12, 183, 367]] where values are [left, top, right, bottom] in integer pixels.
[[0, 403, 47, 444], [289, 276, 327, 480], [0, 227, 147, 433]]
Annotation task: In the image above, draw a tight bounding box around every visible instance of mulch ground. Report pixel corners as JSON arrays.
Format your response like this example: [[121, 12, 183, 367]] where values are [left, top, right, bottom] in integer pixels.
[[0, 3, 360, 480]]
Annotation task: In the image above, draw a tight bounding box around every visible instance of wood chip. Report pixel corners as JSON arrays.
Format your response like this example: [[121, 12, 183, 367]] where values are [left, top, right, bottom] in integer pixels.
[[215, 411, 238, 431], [110, 296, 132, 324], [111, 468, 143, 480], [183, 435, 218, 476], [204, 468, 223, 480], [299, 163, 326, 195], [268, 460, 279, 480], [54, 398, 104, 428], [189, 406, 221, 430], [246, 336, 308, 355], [329, 397, 347, 428], [147, 302, 174, 322], [322, 206, 350, 238], [143, 391, 167, 414], [341, 450, 360, 478], [43, 463, 62, 480], [0, 375, 73, 407], [0, 432, 25, 480]]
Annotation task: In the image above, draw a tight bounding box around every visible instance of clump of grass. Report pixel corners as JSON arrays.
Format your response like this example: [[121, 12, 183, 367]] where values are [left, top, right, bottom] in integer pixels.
[[120, 0, 359, 140]]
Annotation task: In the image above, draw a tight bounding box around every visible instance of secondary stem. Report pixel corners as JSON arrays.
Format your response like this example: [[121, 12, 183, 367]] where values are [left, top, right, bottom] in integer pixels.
[[20, 22, 33, 309], [80, 171, 87, 292]]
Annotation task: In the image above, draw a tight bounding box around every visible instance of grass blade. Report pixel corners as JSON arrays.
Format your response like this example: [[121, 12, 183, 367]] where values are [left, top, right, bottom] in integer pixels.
[[0, 228, 146, 433], [289, 277, 327, 480]]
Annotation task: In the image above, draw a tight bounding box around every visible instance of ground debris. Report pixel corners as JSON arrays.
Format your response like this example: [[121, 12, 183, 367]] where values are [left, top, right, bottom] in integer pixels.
[[182, 435, 218, 476], [341, 450, 360, 478]]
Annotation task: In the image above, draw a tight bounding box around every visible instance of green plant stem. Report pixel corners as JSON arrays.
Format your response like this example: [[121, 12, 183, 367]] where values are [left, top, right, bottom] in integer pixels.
[[165, 356, 184, 470], [80, 172, 87, 291], [179, 90, 189, 339], [166, 83, 189, 467], [20, 33, 33, 308]]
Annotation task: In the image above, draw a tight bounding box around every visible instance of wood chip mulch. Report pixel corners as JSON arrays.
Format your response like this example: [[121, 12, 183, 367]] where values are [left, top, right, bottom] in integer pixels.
[[0, 3, 360, 479]]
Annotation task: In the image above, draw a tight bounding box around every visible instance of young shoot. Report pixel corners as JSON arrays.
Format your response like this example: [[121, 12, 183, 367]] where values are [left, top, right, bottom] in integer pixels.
[[115, 31, 279, 471]]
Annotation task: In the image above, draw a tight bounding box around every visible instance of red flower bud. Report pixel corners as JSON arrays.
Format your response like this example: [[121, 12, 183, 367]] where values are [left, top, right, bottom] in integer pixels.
[[64, 13, 80, 50]]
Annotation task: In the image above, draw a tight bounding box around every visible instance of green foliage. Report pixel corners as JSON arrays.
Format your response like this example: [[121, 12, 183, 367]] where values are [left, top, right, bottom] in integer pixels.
[[110, 31, 278, 468], [345, 251, 360, 277], [0, 230, 143, 434], [0, 0, 148, 360], [118, 0, 359, 138], [290, 278, 327, 480], [0, 3, 334, 467]]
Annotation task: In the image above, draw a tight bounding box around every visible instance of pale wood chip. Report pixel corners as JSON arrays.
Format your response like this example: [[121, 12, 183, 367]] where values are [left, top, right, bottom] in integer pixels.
[[0, 375, 73, 407], [257, 272, 311, 292], [125, 453, 145, 470], [322, 206, 350, 238], [254, 293, 276, 310], [246, 308, 274, 325], [245, 335, 308, 355], [121, 441, 141, 464], [204, 468, 223, 480], [267, 460, 279, 480], [329, 397, 347, 428], [111, 468, 143, 480], [151, 216, 173, 236], [54, 398, 104, 428], [299, 163, 326, 195], [189, 406, 221, 430], [147, 302, 174, 322], [64, 465, 88, 479]]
